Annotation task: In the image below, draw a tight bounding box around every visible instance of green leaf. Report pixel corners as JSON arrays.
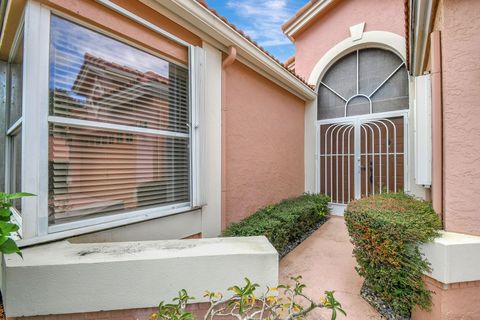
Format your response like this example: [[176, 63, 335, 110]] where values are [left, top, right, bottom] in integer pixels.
[[6, 192, 35, 200], [0, 238, 21, 256], [0, 236, 9, 246], [0, 208, 12, 218], [0, 221, 19, 234]]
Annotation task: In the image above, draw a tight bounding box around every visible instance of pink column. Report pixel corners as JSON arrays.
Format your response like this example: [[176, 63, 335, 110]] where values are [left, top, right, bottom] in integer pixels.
[[430, 31, 443, 221]]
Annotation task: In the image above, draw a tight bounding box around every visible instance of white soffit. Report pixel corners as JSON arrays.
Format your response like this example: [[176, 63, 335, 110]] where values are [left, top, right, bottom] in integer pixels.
[[136, 0, 316, 101], [283, 0, 334, 40]]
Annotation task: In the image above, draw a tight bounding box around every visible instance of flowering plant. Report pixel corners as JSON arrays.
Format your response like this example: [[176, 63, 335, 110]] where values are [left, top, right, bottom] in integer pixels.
[[151, 276, 345, 320]]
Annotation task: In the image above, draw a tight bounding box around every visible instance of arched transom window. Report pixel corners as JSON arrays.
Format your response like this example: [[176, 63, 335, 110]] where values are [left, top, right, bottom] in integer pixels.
[[317, 48, 408, 120]]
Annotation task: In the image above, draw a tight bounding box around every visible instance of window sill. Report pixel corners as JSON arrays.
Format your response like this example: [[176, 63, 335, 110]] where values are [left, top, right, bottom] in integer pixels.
[[17, 203, 199, 248]]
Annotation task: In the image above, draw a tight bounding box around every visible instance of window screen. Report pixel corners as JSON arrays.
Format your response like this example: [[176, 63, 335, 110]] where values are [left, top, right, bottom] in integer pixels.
[[48, 16, 190, 225], [318, 48, 408, 120]]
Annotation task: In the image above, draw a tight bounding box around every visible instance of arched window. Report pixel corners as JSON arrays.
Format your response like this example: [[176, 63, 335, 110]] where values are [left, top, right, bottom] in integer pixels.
[[317, 48, 408, 120]]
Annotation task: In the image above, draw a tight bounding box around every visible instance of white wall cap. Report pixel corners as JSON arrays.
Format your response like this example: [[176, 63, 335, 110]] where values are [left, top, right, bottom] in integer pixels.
[[3, 236, 279, 317], [6, 236, 277, 267], [421, 231, 480, 284]]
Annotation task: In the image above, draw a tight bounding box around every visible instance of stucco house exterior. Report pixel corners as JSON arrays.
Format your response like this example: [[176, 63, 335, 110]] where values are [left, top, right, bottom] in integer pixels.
[[0, 0, 479, 319]]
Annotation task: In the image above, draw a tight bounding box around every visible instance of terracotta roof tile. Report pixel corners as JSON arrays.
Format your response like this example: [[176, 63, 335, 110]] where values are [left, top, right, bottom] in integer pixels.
[[282, 0, 318, 31], [195, 0, 313, 89]]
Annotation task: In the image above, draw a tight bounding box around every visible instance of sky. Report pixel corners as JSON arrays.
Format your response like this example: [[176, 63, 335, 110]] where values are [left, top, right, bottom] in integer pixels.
[[206, 0, 307, 62]]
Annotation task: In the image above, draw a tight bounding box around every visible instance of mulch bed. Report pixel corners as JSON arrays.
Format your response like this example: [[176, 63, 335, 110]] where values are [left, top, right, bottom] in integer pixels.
[[279, 216, 329, 259], [360, 283, 411, 320]]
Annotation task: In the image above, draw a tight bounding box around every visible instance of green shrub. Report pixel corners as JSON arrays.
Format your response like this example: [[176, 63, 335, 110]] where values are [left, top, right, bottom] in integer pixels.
[[344, 192, 441, 317], [223, 194, 330, 256]]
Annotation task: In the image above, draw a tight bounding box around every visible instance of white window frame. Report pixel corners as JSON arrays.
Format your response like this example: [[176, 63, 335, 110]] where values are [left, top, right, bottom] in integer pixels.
[[4, 14, 25, 236], [16, 1, 205, 246]]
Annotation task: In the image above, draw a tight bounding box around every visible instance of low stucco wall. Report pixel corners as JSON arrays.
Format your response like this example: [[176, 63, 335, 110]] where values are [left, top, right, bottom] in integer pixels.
[[293, 0, 405, 80], [7, 304, 212, 320], [3, 236, 278, 317], [412, 277, 480, 320], [223, 61, 305, 226], [413, 231, 480, 319]]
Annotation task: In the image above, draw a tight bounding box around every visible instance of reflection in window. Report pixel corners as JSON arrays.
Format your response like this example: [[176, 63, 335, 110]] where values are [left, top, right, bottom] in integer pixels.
[[48, 16, 190, 225], [8, 34, 23, 127], [6, 31, 24, 213], [317, 48, 408, 120]]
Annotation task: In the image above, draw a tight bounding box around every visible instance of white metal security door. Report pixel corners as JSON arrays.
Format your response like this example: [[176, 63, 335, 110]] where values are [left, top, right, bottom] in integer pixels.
[[316, 111, 408, 214]]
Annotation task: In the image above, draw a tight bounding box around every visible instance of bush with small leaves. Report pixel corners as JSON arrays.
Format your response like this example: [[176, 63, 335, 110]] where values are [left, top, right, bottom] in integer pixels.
[[150, 276, 345, 320], [223, 194, 330, 257], [344, 192, 441, 317]]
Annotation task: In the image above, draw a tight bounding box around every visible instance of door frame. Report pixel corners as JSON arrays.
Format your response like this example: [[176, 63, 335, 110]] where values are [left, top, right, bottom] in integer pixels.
[[315, 110, 409, 214]]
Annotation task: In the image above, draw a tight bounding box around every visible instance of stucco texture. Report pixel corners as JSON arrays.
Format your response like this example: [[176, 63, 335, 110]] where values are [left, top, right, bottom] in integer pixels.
[[223, 61, 305, 225], [292, 0, 405, 81], [441, 0, 480, 236], [412, 277, 480, 320]]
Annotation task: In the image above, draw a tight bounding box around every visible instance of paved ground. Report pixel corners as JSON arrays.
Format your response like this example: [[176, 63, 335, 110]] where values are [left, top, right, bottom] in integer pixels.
[[279, 216, 382, 320]]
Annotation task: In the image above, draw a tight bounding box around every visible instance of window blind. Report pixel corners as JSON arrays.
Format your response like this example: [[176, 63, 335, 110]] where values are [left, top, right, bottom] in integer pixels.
[[48, 15, 190, 225]]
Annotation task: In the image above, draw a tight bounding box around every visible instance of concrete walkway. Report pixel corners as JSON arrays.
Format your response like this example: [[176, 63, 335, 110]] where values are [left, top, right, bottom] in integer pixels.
[[279, 216, 381, 320]]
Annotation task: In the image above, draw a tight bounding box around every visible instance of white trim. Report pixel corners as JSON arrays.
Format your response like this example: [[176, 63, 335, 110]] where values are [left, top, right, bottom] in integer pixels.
[[6, 117, 22, 135], [21, 0, 49, 239], [10, 207, 22, 237], [48, 116, 190, 139], [95, 0, 191, 48], [200, 42, 222, 237], [48, 202, 191, 234], [283, 0, 334, 40], [8, 12, 25, 62], [308, 31, 407, 87], [315, 110, 409, 125], [17, 205, 195, 247], [410, 0, 434, 76], [140, 0, 316, 101], [189, 45, 205, 208]]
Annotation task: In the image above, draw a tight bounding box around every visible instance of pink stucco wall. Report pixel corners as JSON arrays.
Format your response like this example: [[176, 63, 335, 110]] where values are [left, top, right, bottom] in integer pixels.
[[292, 0, 405, 80], [441, 0, 480, 236], [223, 61, 305, 225], [412, 277, 480, 320]]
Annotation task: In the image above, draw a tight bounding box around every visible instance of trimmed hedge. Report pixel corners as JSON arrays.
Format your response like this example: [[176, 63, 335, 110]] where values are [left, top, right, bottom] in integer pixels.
[[223, 194, 330, 256], [344, 193, 442, 317]]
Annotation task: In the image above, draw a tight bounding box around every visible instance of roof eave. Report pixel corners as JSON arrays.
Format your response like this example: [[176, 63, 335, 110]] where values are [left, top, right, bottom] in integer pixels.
[[144, 0, 316, 101], [409, 0, 437, 76], [283, 0, 335, 41]]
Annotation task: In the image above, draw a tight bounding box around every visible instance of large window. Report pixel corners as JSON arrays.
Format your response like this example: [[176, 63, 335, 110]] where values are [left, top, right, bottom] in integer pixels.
[[47, 16, 191, 226]]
